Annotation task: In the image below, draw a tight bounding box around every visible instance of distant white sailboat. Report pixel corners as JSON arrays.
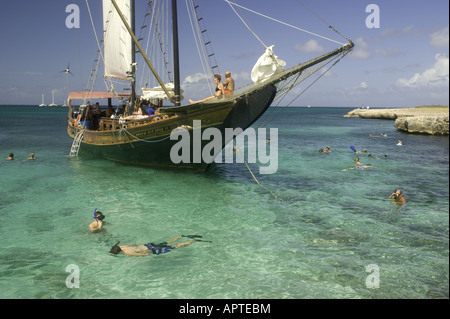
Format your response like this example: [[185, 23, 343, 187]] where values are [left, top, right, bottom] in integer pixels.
[[48, 90, 58, 107], [39, 94, 46, 107]]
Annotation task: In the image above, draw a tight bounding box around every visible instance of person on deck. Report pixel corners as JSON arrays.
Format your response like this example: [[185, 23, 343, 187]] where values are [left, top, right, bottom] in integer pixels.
[[189, 74, 224, 104], [94, 103, 102, 117], [147, 104, 155, 116], [223, 71, 235, 97], [109, 235, 209, 257], [105, 105, 114, 117], [137, 107, 148, 116]]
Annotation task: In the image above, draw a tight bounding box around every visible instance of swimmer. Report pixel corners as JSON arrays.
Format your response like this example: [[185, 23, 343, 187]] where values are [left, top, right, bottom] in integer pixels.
[[89, 209, 105, 232], [397, 140, 403, 146], [388, 189, 407, 205], [6, 153, 14, 160], [354, 157, 373, 168], [350, 146, 368, 154], [109, 235, 209, 257], [27, 153, 35, 160], [370, 133, 387, 138]]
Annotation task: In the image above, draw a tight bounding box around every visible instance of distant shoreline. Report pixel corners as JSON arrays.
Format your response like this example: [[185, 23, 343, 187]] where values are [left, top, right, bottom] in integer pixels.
[[344, 106, 449, 136]]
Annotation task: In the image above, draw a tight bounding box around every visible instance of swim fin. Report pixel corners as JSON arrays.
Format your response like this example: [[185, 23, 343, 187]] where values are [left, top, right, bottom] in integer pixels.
[[194, 239, 212, 243], [182, 235, 203, 239]]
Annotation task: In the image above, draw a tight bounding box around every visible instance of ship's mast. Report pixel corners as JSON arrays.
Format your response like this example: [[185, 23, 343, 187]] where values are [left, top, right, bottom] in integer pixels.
[[172, 0, 181, 106], [110, 0, 174, 104], [130, 0, 136, 109]]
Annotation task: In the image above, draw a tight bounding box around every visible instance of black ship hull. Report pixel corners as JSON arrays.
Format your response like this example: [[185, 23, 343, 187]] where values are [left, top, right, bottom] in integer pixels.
[[69, 84, 277, 171]]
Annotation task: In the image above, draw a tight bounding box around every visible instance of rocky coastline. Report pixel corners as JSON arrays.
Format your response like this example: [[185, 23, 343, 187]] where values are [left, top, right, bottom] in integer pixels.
[[344, 106, 449, 136]]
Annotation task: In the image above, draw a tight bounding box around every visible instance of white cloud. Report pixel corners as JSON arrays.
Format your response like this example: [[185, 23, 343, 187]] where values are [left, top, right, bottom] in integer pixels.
[[430, 27, 449, 48], [294, 39, 324, 53], [183, 73, 208, 84], [397, 54, 449, 88]]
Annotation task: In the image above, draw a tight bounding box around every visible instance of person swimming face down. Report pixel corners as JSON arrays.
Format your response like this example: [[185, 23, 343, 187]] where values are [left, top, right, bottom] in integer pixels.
[[109, 241, 122, 254]]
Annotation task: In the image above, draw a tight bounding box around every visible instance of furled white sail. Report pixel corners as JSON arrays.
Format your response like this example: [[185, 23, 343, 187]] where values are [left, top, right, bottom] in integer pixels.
[[141, 83, 184, 101], [251, 45, 286, 83], [103, 0, 132, 81]]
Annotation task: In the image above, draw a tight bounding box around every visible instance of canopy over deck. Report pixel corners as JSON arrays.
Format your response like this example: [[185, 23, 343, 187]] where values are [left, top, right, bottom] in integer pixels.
[[68, 92, 132, 101]]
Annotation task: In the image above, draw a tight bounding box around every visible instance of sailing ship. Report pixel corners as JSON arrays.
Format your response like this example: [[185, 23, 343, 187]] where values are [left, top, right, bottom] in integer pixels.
[[67, 0, 354, 171], [48, 90, 58, 107], [39, 94, 46, 107]]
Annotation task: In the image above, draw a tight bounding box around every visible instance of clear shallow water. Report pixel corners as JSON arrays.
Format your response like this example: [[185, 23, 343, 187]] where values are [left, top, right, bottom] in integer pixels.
[[0, 105, 448, 299]]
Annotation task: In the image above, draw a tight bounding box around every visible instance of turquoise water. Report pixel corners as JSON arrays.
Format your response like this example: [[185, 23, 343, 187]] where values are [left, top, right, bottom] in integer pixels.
[[0, 105, 448, 299]]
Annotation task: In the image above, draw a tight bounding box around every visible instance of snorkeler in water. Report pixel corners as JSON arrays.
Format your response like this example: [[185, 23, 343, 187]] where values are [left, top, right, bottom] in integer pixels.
[[354, 157, 373, 168], [89, 209, 105, 232], [109, 235, 210, 257], [388, 189, 407, 205]]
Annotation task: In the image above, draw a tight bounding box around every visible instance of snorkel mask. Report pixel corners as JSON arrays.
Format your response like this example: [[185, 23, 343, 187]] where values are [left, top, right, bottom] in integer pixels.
[[93, 208, 105, 221], [109, 241, 121, 254]]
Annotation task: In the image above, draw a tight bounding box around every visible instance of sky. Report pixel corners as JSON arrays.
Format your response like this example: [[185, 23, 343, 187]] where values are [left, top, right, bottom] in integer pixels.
[[0, 0, 448, 107]]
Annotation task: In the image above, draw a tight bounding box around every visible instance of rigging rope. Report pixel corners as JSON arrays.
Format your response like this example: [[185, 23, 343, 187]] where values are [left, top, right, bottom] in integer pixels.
[[256, 49, 352, 130], [225, 1, 268, 49], [186, 0, 215, 96], [225, 0, 345, 46], [294, 0, 352, 43], [85, 0, 113, 93], [232, 146, 282, 201]]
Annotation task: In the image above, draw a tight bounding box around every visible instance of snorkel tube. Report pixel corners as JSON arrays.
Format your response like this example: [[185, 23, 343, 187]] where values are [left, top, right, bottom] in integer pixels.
[[94, 208, 98, 221], [109, 241, 121, 254]]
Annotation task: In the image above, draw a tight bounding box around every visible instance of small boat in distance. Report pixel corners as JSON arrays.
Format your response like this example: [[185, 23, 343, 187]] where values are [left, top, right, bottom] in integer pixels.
[[48, 90, 58, 107], [39, 94, 46, 107]]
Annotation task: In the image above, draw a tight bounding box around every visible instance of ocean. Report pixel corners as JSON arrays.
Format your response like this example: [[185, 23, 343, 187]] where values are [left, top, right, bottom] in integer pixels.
[[0, 105, 448, 299]]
